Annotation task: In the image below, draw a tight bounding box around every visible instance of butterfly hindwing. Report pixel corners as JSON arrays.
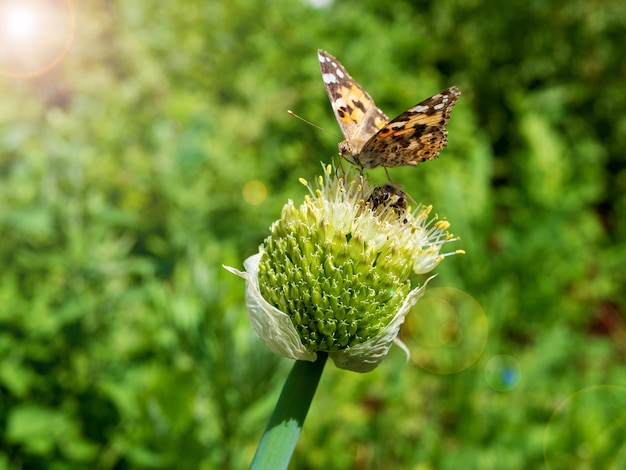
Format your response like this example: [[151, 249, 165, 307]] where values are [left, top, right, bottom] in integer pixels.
[[359, 86, 461, 168]]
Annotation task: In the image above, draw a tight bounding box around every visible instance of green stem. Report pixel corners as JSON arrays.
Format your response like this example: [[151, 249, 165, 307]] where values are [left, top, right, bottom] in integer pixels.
[[250, 352, 328, 470]]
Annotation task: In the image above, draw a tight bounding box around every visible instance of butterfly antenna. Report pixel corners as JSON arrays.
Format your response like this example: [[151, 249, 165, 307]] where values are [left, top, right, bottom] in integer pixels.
[[287, 110, 341, 140]]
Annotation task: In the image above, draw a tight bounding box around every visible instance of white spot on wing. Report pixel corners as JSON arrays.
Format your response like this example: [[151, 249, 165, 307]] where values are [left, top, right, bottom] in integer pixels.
[[323, 73, 337, 84], [390, 121, 408, 129]]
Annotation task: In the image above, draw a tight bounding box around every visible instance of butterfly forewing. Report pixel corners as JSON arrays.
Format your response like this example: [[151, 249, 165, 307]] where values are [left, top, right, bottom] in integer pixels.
[[318, 50, 388, 153]]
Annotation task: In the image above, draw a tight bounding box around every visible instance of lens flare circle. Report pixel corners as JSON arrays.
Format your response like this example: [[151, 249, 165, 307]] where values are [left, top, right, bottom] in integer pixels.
[[0, 0, 75, 77], [484, 354, 522, 392], [544, 385, 626, 469], [402, 287, 488, 374]]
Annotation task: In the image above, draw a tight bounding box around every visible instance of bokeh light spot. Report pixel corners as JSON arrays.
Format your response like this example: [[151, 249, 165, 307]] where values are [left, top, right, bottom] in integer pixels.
[[305, 0, 333, 7], [402, 287, 488, 374], [484, 354, 522, 392], [242, 180, 268, 206]]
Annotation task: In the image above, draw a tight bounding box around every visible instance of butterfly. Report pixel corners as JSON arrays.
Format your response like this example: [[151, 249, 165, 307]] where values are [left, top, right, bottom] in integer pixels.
[[318, 50, 460, 171]]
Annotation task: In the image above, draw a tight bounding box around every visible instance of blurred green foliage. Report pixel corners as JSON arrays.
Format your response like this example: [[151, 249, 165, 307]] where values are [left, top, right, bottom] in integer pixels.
[[1, 0, 625, 468]]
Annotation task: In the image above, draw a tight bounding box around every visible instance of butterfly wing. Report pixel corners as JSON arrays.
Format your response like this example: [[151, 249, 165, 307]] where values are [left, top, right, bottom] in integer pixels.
[[318, 50, 388, 153], [358, 86, 461, 168]]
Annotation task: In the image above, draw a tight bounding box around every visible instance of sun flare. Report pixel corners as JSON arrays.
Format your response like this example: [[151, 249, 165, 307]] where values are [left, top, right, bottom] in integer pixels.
[[1, 4, 40, 41], [0, 0, 74, 77]]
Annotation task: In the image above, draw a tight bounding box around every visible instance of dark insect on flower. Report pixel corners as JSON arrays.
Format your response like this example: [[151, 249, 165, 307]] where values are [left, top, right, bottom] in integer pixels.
[[367, 183, 409, 214]]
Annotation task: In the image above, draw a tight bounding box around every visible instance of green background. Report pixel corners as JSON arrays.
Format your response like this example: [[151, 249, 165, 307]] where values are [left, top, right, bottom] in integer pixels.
[[1, 0, 625, 468]]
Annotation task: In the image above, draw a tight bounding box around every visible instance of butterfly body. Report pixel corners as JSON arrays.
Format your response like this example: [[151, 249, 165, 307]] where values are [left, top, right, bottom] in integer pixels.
[[318, 50, 460, 170]]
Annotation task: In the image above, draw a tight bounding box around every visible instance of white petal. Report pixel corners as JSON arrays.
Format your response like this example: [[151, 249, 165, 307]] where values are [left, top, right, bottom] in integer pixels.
[[224, 254, 317, 362], [328, 275, 436, 372]]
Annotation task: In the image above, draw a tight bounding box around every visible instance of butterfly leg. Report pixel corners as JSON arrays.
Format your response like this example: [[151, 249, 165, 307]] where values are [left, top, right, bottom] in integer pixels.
[[333, 154, 348, 179], [383, 167, 394, 183]]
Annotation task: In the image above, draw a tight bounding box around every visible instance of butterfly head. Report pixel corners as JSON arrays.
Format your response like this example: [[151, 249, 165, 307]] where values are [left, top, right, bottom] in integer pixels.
[[338, 140, 360, 167]]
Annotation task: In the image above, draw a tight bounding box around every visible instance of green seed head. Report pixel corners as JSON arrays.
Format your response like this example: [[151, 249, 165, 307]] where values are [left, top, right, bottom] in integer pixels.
[[225, 165, 462, 372]]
